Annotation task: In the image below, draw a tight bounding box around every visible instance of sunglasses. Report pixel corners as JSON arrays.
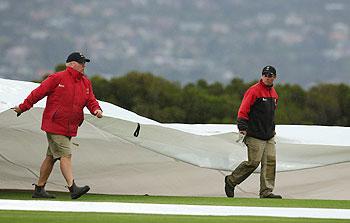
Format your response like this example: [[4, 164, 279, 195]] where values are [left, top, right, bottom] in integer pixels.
[[263, 73, 276, 78]]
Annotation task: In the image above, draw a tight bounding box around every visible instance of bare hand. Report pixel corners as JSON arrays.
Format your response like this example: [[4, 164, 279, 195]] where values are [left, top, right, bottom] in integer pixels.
[[94, 109, 103, 118], [239, 130, 247, 135], [12, 106, 22, 117]]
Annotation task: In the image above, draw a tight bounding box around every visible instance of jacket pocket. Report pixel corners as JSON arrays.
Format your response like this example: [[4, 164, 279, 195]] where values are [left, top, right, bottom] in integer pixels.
[[51, 107, 69, 127]]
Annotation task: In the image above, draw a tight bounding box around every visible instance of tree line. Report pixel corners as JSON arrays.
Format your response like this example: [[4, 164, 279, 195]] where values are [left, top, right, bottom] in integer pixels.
[[48, 65, 350, 126]]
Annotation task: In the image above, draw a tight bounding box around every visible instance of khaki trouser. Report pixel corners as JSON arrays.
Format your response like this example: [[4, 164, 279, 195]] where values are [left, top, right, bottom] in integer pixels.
[[46, 133, 72, 159], [228, 136, 276, 197]]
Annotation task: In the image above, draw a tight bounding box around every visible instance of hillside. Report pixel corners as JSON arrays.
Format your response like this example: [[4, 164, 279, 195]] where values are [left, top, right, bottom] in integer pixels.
[[0, 0, 349, 86]]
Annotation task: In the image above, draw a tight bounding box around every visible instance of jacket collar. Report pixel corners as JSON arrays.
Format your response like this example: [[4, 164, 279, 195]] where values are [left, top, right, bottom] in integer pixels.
[[259, 79, 273, 89], [66, 67, 83, 81]]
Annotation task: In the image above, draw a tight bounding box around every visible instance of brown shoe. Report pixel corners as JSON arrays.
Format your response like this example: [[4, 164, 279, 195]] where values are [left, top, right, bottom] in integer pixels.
[[32, 184, 56, 198], [224, 176, 235, 198], [68, 180, 90, 199]]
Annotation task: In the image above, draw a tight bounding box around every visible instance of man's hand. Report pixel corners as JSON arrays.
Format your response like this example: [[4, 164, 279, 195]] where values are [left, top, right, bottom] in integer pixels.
[[94, 109, 103, 118], [236, 130, 247, 143], [239, 130, 247, 135], [11, 106, 22, 117]]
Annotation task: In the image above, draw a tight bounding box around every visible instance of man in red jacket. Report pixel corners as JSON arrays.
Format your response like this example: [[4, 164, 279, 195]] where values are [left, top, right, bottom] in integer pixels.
[[224, 65, 282, 199], [13, 52, 103, 199]]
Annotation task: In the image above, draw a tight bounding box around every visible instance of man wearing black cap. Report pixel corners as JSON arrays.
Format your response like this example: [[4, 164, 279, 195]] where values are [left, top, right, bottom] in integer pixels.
[[13, 52, 103, 199], [224, 65, 282, 199]]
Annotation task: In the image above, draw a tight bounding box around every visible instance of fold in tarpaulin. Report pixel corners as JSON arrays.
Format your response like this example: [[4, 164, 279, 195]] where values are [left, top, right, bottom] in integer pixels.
[[0, 77, 350, 197]]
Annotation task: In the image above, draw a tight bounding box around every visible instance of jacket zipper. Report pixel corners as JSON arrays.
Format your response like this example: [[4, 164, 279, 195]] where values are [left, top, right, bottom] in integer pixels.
[[68, 81, 76, 136]]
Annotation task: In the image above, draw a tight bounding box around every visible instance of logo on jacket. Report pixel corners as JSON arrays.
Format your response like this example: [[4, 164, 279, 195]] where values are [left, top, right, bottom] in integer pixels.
[[58, 84, 65, 88]]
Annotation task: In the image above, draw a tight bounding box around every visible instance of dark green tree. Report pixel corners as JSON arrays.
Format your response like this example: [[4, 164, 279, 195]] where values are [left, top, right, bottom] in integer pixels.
[[41, 63, 350, 126]]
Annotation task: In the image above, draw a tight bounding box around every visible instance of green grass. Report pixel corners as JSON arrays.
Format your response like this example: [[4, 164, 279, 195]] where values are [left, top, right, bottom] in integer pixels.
[[1, 190, 350, 209], [1, 190, 350, 223]]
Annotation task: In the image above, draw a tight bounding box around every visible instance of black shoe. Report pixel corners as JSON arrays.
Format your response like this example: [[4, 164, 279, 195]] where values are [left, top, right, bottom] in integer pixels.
[[68, 180, 90, 199], [260, 193, 282, 199], [224, 176, 235, 198], [32, 184, 56, 198]]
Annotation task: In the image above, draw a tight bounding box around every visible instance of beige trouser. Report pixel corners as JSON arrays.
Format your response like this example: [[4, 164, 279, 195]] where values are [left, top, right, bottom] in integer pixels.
[[46, 133, 72, 159], [228, 136, 276, 197]]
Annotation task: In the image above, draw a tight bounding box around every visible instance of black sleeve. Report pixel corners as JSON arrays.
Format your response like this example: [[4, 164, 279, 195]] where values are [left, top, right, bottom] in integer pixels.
[[237, 117, 248, 131]]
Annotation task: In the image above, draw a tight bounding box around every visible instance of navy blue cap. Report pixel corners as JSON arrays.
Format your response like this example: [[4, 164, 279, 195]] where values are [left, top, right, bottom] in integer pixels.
[[262, 65, 276, 76], [66, 52, 90, 63]]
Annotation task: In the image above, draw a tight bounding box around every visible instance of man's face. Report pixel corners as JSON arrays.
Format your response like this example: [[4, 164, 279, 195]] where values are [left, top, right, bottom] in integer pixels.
[[71, 61, 86, 74], [261, 73, 276, 86]]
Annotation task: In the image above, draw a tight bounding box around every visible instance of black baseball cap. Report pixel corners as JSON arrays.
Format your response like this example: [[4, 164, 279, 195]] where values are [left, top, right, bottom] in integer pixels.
[[262, 65, 276, 76], [66, 52, 90, 63]]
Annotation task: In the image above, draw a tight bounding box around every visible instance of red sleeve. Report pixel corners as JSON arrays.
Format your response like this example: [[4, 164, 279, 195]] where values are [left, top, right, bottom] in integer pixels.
[[19, 74, 60, 112], [85, 80, 101, 115], [237, 87, 256, 120]]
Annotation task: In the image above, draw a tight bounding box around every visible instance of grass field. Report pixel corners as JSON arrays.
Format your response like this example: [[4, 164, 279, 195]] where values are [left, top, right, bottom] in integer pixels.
[[1, 190, 350, 223]]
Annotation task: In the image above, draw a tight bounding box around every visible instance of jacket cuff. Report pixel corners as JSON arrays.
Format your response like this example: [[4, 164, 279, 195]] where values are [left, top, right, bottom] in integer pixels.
[[18, 103, 28, 113], [237, 118, 248, 131]]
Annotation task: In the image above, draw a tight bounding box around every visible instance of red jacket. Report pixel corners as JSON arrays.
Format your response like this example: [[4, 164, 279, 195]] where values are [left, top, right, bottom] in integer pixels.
[[237, 79, 278, 140], [19, 67, 101, 137]]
